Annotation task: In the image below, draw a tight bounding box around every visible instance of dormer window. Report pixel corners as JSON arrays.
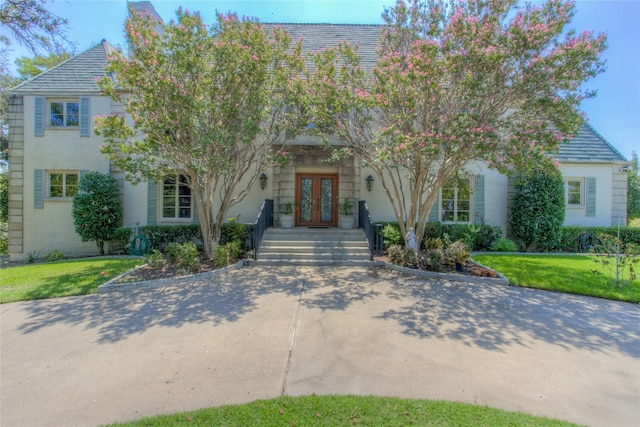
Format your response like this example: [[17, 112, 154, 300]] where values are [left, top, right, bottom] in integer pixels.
[[50, 100, 79, 127]]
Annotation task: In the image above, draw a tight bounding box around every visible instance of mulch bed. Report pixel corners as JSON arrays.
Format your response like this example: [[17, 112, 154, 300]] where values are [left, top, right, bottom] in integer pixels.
[[116, 260, 219, 283]]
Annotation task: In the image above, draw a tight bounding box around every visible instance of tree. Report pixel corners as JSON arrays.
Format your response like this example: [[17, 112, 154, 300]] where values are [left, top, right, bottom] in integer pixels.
[[95, 8, 306, 260], [305, 0, 606, 246], [509, 167, 565, 251], [72, 172, 123, 255], [15, 50, 72, 81], [0, 0, 69, 54], [627, 152, 640, 221]]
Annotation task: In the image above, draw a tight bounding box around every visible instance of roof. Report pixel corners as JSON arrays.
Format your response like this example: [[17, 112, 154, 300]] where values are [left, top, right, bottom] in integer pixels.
[[557, 123, 627, 163], [265, 23, 381, 70], [11, 40, 117, 94]]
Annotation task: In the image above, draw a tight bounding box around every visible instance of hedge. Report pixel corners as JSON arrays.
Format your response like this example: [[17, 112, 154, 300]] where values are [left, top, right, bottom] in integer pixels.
[[559, 226, 640, 252], [378, 222, 503, 252], [140, 223, 256, 252]]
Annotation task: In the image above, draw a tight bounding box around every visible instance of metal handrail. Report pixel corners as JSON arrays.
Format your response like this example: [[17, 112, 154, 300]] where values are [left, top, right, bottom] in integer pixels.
[[249, 199, 273, 260], [358, 200, 383, 260]]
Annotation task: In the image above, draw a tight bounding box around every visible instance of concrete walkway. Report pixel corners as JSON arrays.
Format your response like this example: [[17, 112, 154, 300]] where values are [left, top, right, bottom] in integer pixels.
[[1, 265, 638, 427]]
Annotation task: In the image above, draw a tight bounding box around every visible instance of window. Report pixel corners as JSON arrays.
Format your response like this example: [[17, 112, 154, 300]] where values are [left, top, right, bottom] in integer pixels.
[[50, 100, 79, 127], [565, 178, 584, 206], [162, 175, 192, 219], [49, 172, 78, 198], [441, 177, 472, 223]]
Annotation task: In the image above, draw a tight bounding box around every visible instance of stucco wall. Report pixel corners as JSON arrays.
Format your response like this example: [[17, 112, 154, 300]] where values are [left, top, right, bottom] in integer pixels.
[[17, 95, 112, 260]]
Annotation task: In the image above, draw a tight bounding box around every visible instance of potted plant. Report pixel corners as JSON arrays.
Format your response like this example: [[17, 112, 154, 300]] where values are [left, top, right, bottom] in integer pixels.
[[445, 240, 471, 271], [280, 200, 295, 229], [338, 197, 355, 230]]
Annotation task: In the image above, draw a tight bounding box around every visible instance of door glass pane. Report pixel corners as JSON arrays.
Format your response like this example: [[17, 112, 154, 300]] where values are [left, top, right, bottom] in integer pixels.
[[321, 178, 332, 222], [301, 178, 312, 222]]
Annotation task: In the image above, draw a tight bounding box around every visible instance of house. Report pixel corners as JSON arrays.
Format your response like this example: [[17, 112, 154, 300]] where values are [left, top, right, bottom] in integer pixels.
[[6, 12, 628, 261]]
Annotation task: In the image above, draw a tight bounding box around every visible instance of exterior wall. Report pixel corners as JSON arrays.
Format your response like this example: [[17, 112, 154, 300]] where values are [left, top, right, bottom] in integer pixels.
[[7, 96, 24, 257], [13, 94, 113, 260], [559, 164, 621, 226]]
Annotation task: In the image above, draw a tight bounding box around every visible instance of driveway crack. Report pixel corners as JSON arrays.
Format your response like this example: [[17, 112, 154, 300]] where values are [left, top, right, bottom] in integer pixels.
[[281, 278, 305, 396]]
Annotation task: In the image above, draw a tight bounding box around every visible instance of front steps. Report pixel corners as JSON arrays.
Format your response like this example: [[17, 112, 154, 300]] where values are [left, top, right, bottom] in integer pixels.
[[251, 227, 375, 266]]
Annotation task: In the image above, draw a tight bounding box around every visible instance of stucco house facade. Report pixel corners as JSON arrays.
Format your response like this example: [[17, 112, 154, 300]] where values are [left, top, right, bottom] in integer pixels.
[[7, 21, 628, 261]]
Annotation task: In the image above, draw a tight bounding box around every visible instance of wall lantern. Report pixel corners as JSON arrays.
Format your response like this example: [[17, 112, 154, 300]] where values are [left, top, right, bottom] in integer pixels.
[[366, 175, 374, 192], [259, 173, 268, 190]]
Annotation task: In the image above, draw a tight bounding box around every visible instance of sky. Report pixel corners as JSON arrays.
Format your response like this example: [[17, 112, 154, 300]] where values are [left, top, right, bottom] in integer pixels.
[[3, 0, 639, 160]]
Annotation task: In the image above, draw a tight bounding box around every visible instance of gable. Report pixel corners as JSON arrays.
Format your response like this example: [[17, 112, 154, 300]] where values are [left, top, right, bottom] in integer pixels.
[[557, 123, 627, 164], [11, 40, 117, 94]]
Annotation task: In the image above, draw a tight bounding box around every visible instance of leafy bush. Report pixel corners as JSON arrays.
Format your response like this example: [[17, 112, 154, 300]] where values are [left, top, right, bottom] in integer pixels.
[[386, 244, 417, 267], [220, 216, 247, 246], [443, 240, 471, 267], [490, 238, 518, 252], [72, 172, 123, 255], [418, 249, 443, 272], [113, 227, 133, 254], [141, 225, 202, 251], [591, 233, 639, 285], [509, 168, 565, 251], [423, 222, 502, 251], [382, 223, 403, 250], [0, 232, 7, 256], [145, 249, 166, 269], [214, 241, 243, 268], [44, 249, 65, 262], [166, 242, 200, 273], [560, 226, 640, 253]]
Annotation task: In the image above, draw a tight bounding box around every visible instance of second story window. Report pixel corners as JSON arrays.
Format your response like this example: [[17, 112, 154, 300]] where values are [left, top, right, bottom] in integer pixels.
[[50, 101, 79, 127]]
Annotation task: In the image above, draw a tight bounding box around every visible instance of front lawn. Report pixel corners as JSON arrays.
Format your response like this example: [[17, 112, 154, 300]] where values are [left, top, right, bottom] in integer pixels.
[[0, 257, 142, 303], [473, 254, 640, 303], [106, 395, 578, 427]]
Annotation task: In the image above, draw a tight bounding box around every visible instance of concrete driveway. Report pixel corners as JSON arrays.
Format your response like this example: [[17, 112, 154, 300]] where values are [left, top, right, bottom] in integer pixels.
[[1, 265, 638, 427]]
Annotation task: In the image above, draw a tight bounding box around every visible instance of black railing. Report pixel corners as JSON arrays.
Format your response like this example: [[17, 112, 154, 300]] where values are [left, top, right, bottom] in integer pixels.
[[359, 200, 383, 260], [249, 199, 273, 260]]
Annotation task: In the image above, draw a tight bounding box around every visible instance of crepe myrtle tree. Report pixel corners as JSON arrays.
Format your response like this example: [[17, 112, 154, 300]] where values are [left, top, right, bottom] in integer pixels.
[[304, 0, 606, 246], [95, 7, 307, 260]]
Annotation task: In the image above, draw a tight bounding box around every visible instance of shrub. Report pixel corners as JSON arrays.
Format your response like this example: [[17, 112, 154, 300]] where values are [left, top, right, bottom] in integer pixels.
[[423, 222, 501, 251], [509, 168, 565, 251], [419, 249, 443, 272], [220, 216, 247, 246], [166, 242, 200, 273], [591, 233, 639, 285], [382, 223, 403, 250], [113, 227, 133, 254], [145, 249, 166, 269], [386, 244, 417, 267], [443, 240, 471, 267], [0, 232, 7, 256], [72, 172, 123, 255], [141, 225, 201, 251], [214, 241, 243, 268], [44, 249, 65, 262], [490, 238, 518, 252]]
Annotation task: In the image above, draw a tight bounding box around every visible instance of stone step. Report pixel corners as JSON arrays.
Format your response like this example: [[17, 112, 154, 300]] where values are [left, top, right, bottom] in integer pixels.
[[255, 227, 372, 264]]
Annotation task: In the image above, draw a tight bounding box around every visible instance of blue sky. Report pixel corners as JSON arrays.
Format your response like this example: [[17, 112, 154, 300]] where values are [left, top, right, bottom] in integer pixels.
[[4, 0, 638, 160]]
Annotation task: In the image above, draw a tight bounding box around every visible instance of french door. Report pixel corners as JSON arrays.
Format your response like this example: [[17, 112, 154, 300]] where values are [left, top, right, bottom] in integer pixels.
[[296, 174, 338, 227]]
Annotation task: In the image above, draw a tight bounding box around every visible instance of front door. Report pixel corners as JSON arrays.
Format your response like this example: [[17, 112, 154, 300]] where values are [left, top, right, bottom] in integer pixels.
[[296, 174, 338, 227]]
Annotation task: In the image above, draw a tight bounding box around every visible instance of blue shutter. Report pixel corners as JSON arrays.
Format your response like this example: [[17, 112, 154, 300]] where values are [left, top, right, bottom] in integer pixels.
[[474, 175, 485, 223], [428, 204, 439, 222], [34, 97, 44, 136], [34, 169, 44, 208], [147, 180, 157, 225], [79, 97, 90, 136], [586, 177, 596, 217]]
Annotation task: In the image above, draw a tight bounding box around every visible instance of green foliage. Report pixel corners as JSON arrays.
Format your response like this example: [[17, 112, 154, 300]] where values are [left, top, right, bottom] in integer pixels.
[[27, 250, 40, 263], [559, 226, 640, 252], [338, 197, 354, 215], [0, 232, 7, 255], [281, 200, 296, 215], [0, 170, 7, 224], [490, 238, 518, 252], [382, 223, 403, 249], [145, 249, 166, 269], [386, 244, 418, 268], [509, 169, 565, 251], [443, 240, 471, 267], [220, 216, 246, 246], [113, 227, 133, 254], [423, 222, 502, 251], [44, 249, 64, 262], [72, 172, 123, 255], [141, 225, 202, 251], [590, 233, 639, 286], [165, 242, 200, 274], [627, 152, 640, 219], [214, 241, 243, 269]]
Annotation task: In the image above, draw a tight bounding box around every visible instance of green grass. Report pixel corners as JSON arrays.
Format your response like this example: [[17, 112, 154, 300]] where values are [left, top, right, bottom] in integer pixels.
[[473, 254, 640, 303], [105, 395, 579, 427], [0, 257, 142, 303]]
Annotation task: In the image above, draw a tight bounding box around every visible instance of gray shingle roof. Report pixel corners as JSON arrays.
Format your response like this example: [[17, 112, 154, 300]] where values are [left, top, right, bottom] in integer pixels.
[[266, 23, 381, 70], [557, 123, 626, 163], [11, 40, 117, 94]]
